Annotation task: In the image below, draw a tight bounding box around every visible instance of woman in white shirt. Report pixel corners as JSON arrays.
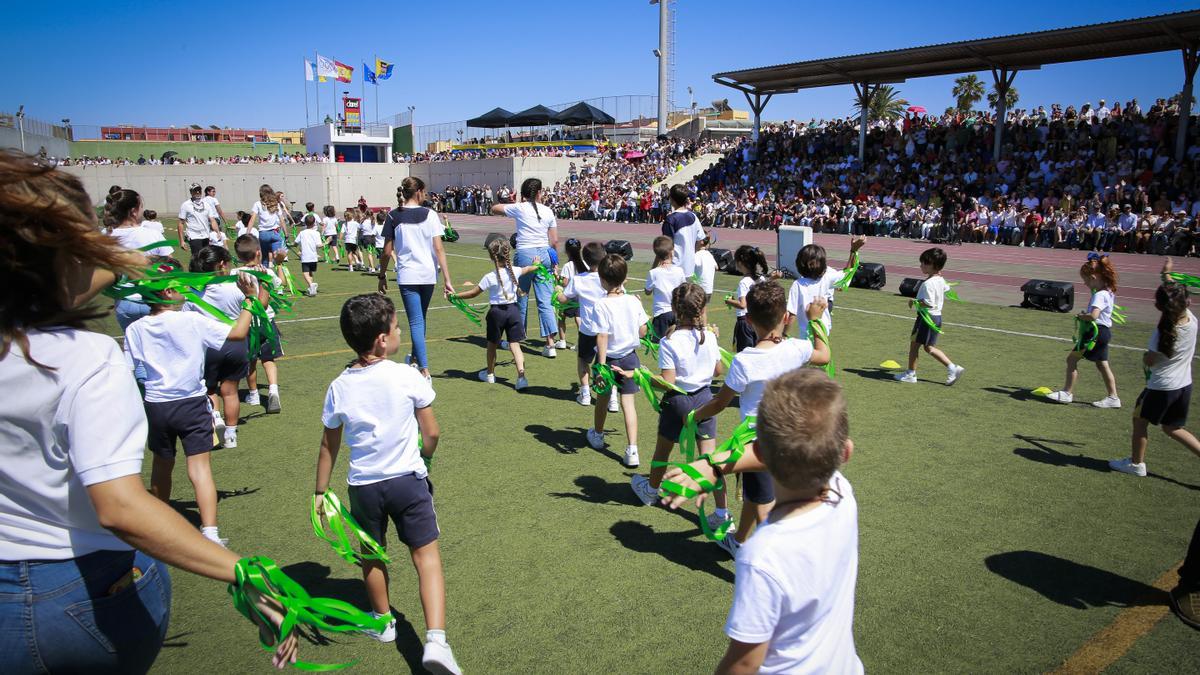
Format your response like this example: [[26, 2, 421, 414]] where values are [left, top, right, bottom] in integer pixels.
[[378, 177, 454, 380], [245, 183, 289, 268], [105, 188, 171, 330], [0, 153, 295, 672], [491, 178, 560, 357]]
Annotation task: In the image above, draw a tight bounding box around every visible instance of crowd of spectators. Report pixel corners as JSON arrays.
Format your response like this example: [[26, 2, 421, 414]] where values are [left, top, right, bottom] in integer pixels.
[[58, 152, 331, 167], [684, 96, 1200, 255]]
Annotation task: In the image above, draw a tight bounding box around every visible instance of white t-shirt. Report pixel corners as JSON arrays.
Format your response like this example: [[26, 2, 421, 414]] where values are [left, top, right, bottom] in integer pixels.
[[725, 338, 815, 419], [124, 311, 231, 402], [787, 277, 834, 338], [185, 282, 244, 321], [0, 329, 145, 561], [645, 265, 687, 318], [735, 276, 756, 318], [343, 218, 359, 244], [659, 327, 720, 392], [593, 294, 649, 359], [560, 260, 578, 286], [359, 218, 375, 239], [506, 202, 558, 250], [1147, 311, 1197, 391], [563, 272, 605, 335], [916, 275, 950, 316], [322, 216, 339, 237], [663, 209, 706, 277], [383, 206, 443, 285], [203, 195, 221, 221], [109, 225, 172, 257], [140, 219, 165, 235], [252, 200, 282, 232], [1089, 289, 1115, 327], [479, 267, 521, 304], [321, 360, 434, 486], [297, 228, 322, 263], [695, 249, 717, 294], [726, 472, 862, 675], [178, 198, 214, 240]]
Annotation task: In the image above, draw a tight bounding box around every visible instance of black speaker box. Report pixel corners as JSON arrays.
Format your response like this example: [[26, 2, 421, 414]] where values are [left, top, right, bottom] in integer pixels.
[[709, 247, 733, 273], [605, 239, 634, 261], [1021, 279, 1074, 313], [850, 262, 886, 290], [899, 277, 922, 298], [483, 233, 508, 249]]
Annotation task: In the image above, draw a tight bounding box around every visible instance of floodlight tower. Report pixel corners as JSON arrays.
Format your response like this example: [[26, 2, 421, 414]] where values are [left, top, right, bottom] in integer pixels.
[[651, 0, 675, 136]]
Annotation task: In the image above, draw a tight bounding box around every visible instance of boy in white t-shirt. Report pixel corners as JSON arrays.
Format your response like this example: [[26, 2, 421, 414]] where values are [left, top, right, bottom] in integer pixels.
[[644, 235, 687, 341], [342, 208, 361, 271], [557, 242, 608, 407], [662, 369, 862, 675], [693, 280, 830, 557], [314, 294, 461, 675], [124, 272, 264, 546], [786, 237, 865, 339], [233, 235, 285, 414], [894, 248, 965, 385], [321, 205, 341, 264], [694, 237, 718, 302], [586, 254, 649, 468], [296, 215, 323, 296]]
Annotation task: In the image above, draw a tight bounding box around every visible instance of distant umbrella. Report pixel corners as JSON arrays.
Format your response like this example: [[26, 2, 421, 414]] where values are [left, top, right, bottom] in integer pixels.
[[906, 105, 927, 114]]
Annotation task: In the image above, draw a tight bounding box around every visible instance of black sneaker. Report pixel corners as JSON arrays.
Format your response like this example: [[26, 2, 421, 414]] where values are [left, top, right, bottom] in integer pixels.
[[1170, 585, 1200, 630]]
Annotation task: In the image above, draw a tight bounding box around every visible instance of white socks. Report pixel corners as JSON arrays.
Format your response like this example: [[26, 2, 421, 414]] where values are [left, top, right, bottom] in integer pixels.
[[201, 526, 222, 543], [426, 629, 447, 645], [268, 384, 279, 395]]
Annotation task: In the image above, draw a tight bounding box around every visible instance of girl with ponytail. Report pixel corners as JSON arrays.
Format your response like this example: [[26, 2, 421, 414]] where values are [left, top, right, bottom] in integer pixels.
[[1047, 254, 1121, 407], [105, 188, 174, 331], [453, 237, 541, 389], [491, 177, 562, 358], [246, 183, 288, 267], [1109, 258, 1200, 476], [726, 245, 770, 352]]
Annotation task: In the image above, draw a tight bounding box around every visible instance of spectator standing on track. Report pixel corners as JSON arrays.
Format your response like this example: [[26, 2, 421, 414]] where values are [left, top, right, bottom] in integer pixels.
[[492, 178, 560, 359], [178, 183, 217, 256]]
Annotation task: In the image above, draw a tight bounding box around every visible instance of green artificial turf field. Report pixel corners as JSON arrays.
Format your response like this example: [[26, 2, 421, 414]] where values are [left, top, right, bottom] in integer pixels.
[[98, 233, 1198, 673]]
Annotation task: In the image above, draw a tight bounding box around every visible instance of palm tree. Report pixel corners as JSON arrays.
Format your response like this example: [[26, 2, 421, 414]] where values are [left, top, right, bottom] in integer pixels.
[[852, 85, 909, 122], [952, 74, 985, 112], [987, 85, 1020, 111]]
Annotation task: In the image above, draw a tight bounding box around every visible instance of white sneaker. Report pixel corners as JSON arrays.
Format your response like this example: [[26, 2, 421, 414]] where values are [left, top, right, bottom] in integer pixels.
[[478, 370, 495, 384], [363, 614, 396, 643], [1108, 457, 1147, 477], [717, 535, 741, 558], [894, 370, 917, 383], [707, 511, 736, 535], [212, 409, 225, 439], [311, 282, 318, 294], [515, 374, 528, 391], [608, 396, 620, 413], [266, 391, 281, 414], [223, 428, 238, 449], [1046, 390, 1073, 404], [623, 446, 640, 468], [422, 640, 462, 675], [542, 346, 557, 358], [576, 389, 592, 406], [244, 391, 260, 406], [946, 364, 965, 386], [586, 428, 606, 450], [630, 475, 658, 505], [499, 340, 509, 350], [1092, 395, 1122, 409], [201, 527, 228, 547], [554, 339, 568, 349]]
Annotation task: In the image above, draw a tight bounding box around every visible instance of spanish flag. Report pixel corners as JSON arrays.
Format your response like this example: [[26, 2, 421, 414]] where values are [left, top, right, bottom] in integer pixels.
[[334, 61, 353, 83]]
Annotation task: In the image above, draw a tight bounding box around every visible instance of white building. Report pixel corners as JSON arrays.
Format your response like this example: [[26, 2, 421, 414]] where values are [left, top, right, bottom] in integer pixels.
[[305, 123, 393, 163]]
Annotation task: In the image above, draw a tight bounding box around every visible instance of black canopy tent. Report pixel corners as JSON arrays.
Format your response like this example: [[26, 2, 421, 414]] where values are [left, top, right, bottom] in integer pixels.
[[552, 102, 616, 126], [507, 105, 559, 126], [465, 107, 514, 128]]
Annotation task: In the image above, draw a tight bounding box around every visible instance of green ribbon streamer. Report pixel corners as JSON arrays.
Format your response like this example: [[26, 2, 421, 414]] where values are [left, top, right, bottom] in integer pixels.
[[628, 366, 684, 413], [227, 556, 390, 671], [807, 318, 835, 378], [311, 492, 390, 565], [136, 238, 179, 252], [718, 347, 734, 370], [442, 220, 460, 243], [945, 281, 962, 303], [690, 272, 702, 284], [446, 294, 483, 326], [1072, 317, 1099, 354], [590, 363, 616, 396], [551, 291, 578, 318], [1111, 304, 1128, 325], [832, 253, 860, 290], [640, 320, 662, 359], [532, 262, 556, 286], [278, 265, 303, 297], [1166, 272, 1200, 288], [915, 304, 943, 334], [654, 416, 757, 542], [243, 297, 278, 358]]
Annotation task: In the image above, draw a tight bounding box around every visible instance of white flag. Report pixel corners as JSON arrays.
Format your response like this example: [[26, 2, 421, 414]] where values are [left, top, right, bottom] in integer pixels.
[[304, 59, 314, 81], [316, 55, 337, 79]]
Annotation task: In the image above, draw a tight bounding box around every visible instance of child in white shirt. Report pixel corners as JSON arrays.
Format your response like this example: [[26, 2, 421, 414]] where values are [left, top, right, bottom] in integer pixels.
[[644, 236, 687, 342], [297, 215, 323, 296], [557, 242, 608, 407], [894, 248, 965, 386], [342, 208, 361, 271], [453, 238, 539, 388], [554, 237, 584, 350], [321, 205, 341, 264], [786, 237, 865, 339], [1047, 255, 1120, 406], [726, 245, 771, 352], [232, 235, 285, 413], [694, 237, 718, 302], [587, 254, 649, 468]]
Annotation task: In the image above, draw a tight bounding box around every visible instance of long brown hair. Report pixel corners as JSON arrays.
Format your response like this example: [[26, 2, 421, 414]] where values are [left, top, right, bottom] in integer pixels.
[[487, 238, 520, 301], [1154, 283, 1189, 358], [1080, 256, 1118, 293], [259, 183, 280, 212], [0, 151, 144, 367]]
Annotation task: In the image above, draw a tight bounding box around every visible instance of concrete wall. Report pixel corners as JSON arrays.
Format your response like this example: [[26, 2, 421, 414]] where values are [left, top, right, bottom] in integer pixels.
[[0, 127, 70, 159], [407, 155, 577, 193], [61, 163, 410, 213]]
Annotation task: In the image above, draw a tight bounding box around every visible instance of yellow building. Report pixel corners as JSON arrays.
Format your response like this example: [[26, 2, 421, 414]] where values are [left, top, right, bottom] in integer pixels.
[[268, 130, 305, 145]]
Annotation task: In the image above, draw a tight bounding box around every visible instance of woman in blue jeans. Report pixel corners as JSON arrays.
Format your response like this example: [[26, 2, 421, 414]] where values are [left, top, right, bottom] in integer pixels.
[[491, 178, 560, 357], [0, 153, 296, 673], [378, 177, 455, 380]]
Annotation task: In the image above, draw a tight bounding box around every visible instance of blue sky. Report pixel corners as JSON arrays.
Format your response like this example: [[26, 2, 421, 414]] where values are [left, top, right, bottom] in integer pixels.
[[2, 1, 1197, 133]]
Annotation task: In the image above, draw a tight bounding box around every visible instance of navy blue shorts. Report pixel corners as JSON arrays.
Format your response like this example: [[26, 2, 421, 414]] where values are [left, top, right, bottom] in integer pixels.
[[1084, 324, 1111, 362], [345, 242, 358, 253], [578, 332, 598, 363], [486, 303, 526, 344], [911, 314, 942, 347], [651, 312, 676, 344], [743, 470, 775, 504], [1136, 384, 1191, 427], [658, 387, 716, 441], [254, 321, 284, 362], [301, 262, 317, 274], [606, 352, 642, 396], [144, 395, 216, 459], [348, 474, 439, 550], [204, 340, 249, 393], [734, 316, 757, 353], [561, 306, 580, 319]]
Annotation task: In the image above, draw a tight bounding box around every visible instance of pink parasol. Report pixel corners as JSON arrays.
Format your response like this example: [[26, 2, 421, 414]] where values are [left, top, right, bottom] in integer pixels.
[[907, 105, 927, 114]]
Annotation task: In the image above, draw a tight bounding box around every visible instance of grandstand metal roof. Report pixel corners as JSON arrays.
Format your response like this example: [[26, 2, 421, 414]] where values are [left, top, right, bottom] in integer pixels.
[[713, 10, 1200, 95]]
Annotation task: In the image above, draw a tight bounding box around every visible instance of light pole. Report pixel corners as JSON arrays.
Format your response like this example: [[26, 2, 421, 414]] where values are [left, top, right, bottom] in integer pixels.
[[61, 118, 72, 142], [16, 105, 26, 153], [651, 0, 668, 136]]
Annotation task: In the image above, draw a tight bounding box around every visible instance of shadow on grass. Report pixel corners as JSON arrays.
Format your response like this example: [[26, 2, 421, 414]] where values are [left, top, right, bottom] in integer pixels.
[[171, 487, 261, 528], [526, 424, 588, 454], [280, 562, 425, 671], [161, 631, 192, 648], [985, 551, 1166, 610], [518, 384, 577, 402], [1011, 435, 1108, 472], [445, 335, 489, 349], [549, 475, 642, 506], [610, 520, 733, 583], [843, 367, 903, 382], [983, 385, 1048, 402]]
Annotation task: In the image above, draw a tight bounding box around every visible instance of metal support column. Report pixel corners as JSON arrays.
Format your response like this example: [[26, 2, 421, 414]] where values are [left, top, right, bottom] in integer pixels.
[[656, 0, 668, 136], [1176, 45, 1199, 162], [990, 67, 1017, 162], [742, 91, 772, 144], [852, 82, 879, 164]]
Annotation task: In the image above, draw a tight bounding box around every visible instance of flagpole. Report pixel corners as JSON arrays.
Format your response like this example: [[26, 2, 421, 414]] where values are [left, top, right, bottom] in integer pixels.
[[303, 58, 311, 130], [361, 62, 365, 129], [314, 51, 320, 125], [374, 54, 379, 125]]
